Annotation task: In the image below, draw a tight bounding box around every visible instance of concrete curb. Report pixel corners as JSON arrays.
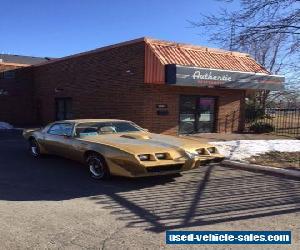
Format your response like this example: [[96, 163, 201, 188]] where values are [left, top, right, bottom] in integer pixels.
[[222, 160, 300, 178]]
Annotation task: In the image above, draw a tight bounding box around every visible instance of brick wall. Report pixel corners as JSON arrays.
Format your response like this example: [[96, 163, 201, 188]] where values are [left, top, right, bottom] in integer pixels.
[[0, 64, 35, 125], [33, 42, 147, 127], [140, 84, 245, 134]]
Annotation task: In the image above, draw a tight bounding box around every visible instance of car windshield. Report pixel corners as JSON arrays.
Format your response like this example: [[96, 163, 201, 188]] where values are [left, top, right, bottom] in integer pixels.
[[75, 121, 142, 137]]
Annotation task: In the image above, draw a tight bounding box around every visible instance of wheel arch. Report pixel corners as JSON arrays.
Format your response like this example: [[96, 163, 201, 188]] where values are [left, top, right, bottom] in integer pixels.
[[84, 150, 111, 179], [28, 135, 36, 142], [84, 150, 105, 161], [28, 135, 48, 155]]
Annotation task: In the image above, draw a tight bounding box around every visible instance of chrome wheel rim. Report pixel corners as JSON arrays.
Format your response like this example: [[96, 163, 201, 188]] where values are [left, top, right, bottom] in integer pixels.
[[30, 142, 39, 156], [89, 158, 104, 178]]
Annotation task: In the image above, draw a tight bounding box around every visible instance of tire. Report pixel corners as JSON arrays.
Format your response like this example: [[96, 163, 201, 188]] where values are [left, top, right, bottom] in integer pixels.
[[86, 153, 111, 180], [28, 138, 41, 158]]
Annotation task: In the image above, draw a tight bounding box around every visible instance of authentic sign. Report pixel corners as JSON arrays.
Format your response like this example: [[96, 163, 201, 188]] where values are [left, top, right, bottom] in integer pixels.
[[165, 64, 284, 91]]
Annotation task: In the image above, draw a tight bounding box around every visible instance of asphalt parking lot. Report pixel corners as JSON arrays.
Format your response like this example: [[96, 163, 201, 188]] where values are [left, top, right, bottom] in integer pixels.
[[0, 131, 299, 249]]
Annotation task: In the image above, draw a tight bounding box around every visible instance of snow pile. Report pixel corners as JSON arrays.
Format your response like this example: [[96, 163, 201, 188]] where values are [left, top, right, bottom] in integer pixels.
[[210, 140, 300, 161], [0, 122, 13, 130]]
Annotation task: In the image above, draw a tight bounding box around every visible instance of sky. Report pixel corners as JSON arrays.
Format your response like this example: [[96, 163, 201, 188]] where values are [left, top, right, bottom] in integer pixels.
[[0, 0, 239, 58]]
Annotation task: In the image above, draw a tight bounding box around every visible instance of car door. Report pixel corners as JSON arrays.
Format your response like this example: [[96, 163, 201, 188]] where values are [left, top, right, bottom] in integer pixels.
[[43, 123, 75, 157]]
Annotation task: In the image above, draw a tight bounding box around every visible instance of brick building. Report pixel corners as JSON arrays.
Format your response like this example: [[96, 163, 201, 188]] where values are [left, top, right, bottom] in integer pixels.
[[0, 37, 284, 134], [0, 55, 51, 125]]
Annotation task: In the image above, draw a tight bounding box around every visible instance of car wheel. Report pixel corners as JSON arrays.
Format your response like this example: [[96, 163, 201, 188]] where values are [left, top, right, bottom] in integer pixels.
[[86, 153, 111, 180], [28, 138, 41, 157]]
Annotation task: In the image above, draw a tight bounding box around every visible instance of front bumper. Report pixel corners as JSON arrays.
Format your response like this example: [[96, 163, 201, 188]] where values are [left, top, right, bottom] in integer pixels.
[[196, 156, 225, 166], [107, 155, 225, 178]]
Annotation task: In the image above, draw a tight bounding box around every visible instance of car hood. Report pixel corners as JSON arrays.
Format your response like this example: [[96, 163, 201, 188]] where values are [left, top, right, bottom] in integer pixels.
[[79, 132, 211, 154]]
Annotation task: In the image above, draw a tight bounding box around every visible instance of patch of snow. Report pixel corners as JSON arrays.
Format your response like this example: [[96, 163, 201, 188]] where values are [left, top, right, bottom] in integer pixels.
[[210, 140, 300, 161], [0, 122, 13, 130]]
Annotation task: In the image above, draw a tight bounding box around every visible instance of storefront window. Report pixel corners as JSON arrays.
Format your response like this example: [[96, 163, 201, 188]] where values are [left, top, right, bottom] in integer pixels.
[[180, 96, 196, 111], [179, 114, 195, 134]]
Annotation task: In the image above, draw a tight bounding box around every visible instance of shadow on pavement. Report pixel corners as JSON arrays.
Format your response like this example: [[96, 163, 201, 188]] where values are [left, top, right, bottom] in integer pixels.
[[0, 134, 299, 232]]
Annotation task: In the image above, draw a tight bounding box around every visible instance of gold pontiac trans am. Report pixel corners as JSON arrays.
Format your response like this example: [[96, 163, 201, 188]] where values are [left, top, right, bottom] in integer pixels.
[[23, 119, 224, 179]]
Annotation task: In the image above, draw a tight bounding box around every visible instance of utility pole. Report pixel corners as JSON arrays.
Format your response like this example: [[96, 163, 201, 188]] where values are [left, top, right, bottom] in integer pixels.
[[229, 17, 235, 51]]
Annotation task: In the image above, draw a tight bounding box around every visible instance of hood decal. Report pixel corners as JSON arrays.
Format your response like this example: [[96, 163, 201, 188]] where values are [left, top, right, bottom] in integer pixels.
[[81, 132, 207, 154]]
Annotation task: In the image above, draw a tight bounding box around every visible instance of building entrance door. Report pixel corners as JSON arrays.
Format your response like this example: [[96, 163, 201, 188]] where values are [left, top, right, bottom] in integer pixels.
[[179, 95, 216, 134], [55, 98, 73, 121]]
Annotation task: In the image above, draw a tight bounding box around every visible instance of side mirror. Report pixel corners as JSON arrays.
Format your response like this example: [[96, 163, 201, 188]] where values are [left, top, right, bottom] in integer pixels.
[[143, 129, 149, 132]]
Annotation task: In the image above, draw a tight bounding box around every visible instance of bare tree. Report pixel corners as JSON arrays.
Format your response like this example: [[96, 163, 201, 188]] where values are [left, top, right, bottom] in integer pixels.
[[190, 0, 300, 107], [191, 0, 299, 52]]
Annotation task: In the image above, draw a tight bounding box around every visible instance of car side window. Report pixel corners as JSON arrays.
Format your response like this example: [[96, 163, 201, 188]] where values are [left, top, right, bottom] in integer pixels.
[[47, 123, 73, 136]]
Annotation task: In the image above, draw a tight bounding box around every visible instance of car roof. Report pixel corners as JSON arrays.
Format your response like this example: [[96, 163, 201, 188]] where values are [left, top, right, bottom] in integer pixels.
[[56, 119, 131, 124]]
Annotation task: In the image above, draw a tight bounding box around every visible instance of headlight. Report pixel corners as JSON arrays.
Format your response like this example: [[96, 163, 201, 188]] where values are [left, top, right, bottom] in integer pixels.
[[138, 154, 151, 161], [196, 148, 206, 155], [207, 147, 218, 154], [155, 153, 167, 160]]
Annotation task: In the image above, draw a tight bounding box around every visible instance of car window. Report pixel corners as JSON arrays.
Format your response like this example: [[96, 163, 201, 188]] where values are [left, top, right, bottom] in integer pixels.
[[75, 122, 142, 137], [48, 123, 73, 136]]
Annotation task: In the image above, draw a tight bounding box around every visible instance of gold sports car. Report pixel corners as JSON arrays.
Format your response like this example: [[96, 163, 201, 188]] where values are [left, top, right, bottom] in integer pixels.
[[23, 119, 224, 180]]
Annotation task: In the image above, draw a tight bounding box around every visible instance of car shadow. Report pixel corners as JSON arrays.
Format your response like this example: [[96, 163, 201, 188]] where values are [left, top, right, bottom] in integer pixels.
[[0, 138, 181, 201], [1, 136, 300, 232]]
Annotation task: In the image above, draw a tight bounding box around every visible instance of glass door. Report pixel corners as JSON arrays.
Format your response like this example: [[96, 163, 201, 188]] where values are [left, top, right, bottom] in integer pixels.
[[179, 96, 216, 134], [179, 96, 196, 134], [196, 97, 216, 133]]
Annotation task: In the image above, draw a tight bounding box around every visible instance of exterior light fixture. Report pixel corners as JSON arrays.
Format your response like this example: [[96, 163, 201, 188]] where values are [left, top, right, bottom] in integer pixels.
[[126, 69, 134, 75]]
